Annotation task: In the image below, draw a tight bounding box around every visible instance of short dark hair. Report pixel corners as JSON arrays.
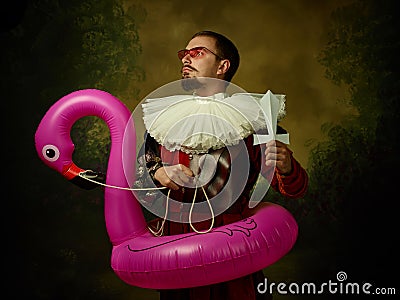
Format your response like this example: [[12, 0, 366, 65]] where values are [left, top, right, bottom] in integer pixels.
[[191, 31, 240, 82]]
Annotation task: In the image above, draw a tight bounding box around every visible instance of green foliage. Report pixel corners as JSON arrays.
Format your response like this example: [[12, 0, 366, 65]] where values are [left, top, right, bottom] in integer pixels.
[[8, 0, 145, 101], [305, 0, 400, 225], [71, 116, 111, 172], [318, 0, 399, 133], [290, 3, 400, 283], [305, 121, 370, 220], [5, 0, 146, 171], [2, 0, 148, 298]]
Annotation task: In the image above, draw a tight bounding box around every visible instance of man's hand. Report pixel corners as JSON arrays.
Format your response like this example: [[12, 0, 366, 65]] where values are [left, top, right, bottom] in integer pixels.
[[154, 164, 194, 190], [264, 140, 292, 175]]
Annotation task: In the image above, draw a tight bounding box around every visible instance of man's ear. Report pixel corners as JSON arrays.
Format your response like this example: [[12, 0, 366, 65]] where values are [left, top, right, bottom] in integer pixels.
[[217, 59, 230, 75]]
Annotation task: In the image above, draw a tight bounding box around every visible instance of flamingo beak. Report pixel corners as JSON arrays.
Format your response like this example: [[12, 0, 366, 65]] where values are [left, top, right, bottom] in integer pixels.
[[62, 163, 105, 190]]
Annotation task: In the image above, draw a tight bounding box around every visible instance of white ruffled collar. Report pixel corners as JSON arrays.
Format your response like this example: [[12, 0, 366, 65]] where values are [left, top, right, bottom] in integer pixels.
[[142, 90, 286, 154]]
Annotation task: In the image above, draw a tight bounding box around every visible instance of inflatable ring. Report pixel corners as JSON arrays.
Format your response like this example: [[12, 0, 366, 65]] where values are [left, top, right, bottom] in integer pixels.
[[34, 89, 298, 289]]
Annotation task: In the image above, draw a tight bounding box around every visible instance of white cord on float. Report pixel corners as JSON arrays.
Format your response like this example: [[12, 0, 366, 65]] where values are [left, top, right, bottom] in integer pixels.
[[79, 171, 215, 235]]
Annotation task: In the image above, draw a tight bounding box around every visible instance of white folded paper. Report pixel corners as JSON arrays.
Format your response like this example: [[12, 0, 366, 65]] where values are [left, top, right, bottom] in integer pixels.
[[253, 90, 290, 145]]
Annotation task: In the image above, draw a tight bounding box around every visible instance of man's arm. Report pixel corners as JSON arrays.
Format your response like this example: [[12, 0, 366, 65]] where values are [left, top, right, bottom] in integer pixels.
[[271, 155, 308, 198], [261, 140, 308, 199], [142, 133, 193, 190]]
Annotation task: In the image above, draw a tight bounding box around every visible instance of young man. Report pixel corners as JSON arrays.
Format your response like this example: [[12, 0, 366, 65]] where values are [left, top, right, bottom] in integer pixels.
[[142, 31, 308, 300]]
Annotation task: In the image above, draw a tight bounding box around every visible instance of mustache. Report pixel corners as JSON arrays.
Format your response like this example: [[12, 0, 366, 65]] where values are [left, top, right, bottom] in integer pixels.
[[181, 65, 198, 72]]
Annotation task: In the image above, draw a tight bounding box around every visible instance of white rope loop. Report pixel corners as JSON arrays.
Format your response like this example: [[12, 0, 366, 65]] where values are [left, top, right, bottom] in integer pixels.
[[78, 171, 167, 191], [79, 171, 215, 235]]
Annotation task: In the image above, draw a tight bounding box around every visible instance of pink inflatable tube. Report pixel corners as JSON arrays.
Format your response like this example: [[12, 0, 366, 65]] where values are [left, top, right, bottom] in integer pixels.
[[34, 89, 298, 289]]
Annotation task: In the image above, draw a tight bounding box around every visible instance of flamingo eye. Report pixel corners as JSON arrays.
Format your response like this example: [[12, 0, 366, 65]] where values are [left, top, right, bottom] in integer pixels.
[[42, 145, 60, 162]]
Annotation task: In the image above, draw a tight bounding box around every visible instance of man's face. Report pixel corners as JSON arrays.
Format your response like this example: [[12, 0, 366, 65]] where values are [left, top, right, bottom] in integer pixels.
[[180, 36, 223, 79]]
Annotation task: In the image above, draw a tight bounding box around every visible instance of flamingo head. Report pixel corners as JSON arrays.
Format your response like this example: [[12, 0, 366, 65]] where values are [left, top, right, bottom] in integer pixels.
[[35, 102, 105, 190]]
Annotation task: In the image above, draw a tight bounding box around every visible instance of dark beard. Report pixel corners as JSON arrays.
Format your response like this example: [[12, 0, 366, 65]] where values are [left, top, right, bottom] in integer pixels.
[[180, 77, 204, 92]]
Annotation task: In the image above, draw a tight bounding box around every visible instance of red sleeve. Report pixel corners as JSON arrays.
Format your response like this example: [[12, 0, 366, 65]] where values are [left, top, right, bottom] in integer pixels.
[[250, 137, 308, 199], [271, 156, 308, 198]]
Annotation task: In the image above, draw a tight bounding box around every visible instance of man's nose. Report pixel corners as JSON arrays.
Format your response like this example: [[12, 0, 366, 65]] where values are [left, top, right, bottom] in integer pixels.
[[182, 54, 191, 64]]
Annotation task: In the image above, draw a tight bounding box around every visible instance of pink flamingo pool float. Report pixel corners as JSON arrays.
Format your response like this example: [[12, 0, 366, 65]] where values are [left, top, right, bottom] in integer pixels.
[[34, 89, 298, 289]]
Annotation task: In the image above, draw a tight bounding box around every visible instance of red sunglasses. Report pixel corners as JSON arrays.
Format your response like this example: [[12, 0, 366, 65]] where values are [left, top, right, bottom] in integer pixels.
[[177, 46, 223, 60]]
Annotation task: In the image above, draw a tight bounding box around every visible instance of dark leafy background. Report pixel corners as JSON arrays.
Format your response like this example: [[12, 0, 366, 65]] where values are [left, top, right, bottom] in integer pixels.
[[2, 0, 399, 299]]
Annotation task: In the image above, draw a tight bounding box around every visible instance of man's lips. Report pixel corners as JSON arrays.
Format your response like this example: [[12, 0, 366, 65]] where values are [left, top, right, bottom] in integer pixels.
[[182, 66, 196, 73]]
